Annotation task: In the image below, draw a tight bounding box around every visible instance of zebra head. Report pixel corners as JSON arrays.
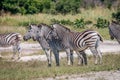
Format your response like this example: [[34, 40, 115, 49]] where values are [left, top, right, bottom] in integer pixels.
[[23, 24, 40, 41], [37, 23, 58, 41], [47, 23, 70, 40]]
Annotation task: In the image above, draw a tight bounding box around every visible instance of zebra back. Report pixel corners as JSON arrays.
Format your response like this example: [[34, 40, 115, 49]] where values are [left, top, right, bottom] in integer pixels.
[[0, 33, 22, 47]]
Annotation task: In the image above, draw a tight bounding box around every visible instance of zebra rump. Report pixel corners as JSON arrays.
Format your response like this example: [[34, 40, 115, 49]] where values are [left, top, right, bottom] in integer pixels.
[[0, 33, 22, 59]]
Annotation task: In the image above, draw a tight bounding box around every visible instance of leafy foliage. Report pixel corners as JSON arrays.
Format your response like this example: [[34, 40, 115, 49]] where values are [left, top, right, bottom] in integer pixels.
[[95, 18, 109, 28], [74, 18, 85, 28], [55, 0, 81, 14], [1, 0, 51, 14], [1, 0, 120, 15], [74, 18, 92, 28]]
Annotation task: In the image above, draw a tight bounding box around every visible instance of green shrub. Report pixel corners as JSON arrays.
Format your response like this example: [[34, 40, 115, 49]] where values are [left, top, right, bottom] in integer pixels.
[[74, 18, 86, 28], [55, 0, 81, 14], [74, 18, 92, 28], [95, 18, 109, 28]]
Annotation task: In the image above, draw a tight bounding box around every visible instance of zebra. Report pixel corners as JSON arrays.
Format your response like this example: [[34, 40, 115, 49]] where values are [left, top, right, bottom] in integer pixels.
[[37, 24, 87, 65], [23, 24, 53, 66], [109, 20, 120, 44], [47, 23, 103, 65], [0, 33, 22, 60], [23, 24, 86, 66]]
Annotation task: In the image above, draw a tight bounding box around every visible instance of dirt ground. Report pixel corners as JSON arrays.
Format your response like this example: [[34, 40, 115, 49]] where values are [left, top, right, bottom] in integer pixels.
[[18, 40, 120, 62], [38, 70, 120, 80]]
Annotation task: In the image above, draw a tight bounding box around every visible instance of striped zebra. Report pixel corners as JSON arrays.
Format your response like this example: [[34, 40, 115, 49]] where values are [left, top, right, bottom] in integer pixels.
[[109, 20, 120, 44], [38, 24, 88, 66], [23, 24, 86, 66], [23, 24, 53, 66], [47, 24, 103, 65], [0, 33, 22, 60]]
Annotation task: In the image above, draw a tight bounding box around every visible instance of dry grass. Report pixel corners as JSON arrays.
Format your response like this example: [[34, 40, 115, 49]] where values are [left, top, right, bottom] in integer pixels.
[[0, 7, 114, 26], [0, 7, 115, 39], [0, 53, 120, 80]]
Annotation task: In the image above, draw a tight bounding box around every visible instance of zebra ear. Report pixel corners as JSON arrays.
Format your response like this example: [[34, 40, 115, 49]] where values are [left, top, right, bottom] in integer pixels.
[[51, 26, 54, 30], [37, 24, 42, 29]]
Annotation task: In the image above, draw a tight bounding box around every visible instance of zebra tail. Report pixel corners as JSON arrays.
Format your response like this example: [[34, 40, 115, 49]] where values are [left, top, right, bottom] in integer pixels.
[[16, 33, 22, 41], [97, 33, 103, 42]]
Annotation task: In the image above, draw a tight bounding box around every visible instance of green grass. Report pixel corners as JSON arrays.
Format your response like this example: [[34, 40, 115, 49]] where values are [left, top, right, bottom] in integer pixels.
[[0, 53, 120, 80]]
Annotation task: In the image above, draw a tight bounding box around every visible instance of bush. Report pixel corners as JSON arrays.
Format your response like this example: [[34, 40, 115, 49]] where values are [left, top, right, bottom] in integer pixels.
[[74, 18, 92, 28], [1, 0, 120, 15], [74, 18, 88, 28], [55, 0, 81, 14], [95, 18, 109, 28]]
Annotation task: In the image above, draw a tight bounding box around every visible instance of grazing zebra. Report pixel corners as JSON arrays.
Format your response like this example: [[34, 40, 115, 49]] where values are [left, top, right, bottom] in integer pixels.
[[47, 23, 103, 65], [0, 33, 22, 59]]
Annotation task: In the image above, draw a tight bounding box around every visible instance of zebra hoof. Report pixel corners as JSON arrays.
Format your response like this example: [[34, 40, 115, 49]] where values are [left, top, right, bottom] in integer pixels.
[[18, 57, 21, 60], [56, 64, 60, 66], [0, 56, 2, 59], [48, 64, 51, 67], [94, 63, 98, 65], [11, 57, 14, 60]]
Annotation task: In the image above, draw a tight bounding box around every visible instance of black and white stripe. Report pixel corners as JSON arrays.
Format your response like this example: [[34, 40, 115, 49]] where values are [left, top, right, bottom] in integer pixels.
[[0, 33, 22, 59], [51, 24, 103, 65]]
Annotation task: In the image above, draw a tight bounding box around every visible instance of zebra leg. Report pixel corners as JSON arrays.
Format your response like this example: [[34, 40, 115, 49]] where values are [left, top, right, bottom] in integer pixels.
[[66, 48, 71, 65], [16, 43, 21, 60], [81, 51, 87, 65], [53, 50, 60, 66], [90, 47, 99, 65], [76, 51, 84, 65], [70, 50, 74, 65], [0, 52, 2, 59], [44, 49, 52, 67], [12, 45, 17, 59], [97, 46, 102, 64]]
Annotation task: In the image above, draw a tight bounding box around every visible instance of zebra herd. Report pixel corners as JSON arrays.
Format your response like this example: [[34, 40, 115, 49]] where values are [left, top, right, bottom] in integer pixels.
[[0, 23, 104, 67]]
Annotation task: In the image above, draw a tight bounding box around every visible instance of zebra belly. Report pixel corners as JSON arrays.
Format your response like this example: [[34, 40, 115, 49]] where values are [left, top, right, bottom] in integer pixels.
[[73, 45, 88, 51], [0, 42, 11, 47]]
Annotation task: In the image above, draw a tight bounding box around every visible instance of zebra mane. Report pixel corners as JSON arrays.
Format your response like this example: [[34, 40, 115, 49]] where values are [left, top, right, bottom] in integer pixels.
[[28, 24, 37, 29], [52, 23, 71, 32], [38, 23, 53, 30]]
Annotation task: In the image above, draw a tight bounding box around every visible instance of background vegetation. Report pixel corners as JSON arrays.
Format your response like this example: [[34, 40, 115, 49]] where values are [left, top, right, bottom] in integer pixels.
[[0, 0, 120, 15]]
